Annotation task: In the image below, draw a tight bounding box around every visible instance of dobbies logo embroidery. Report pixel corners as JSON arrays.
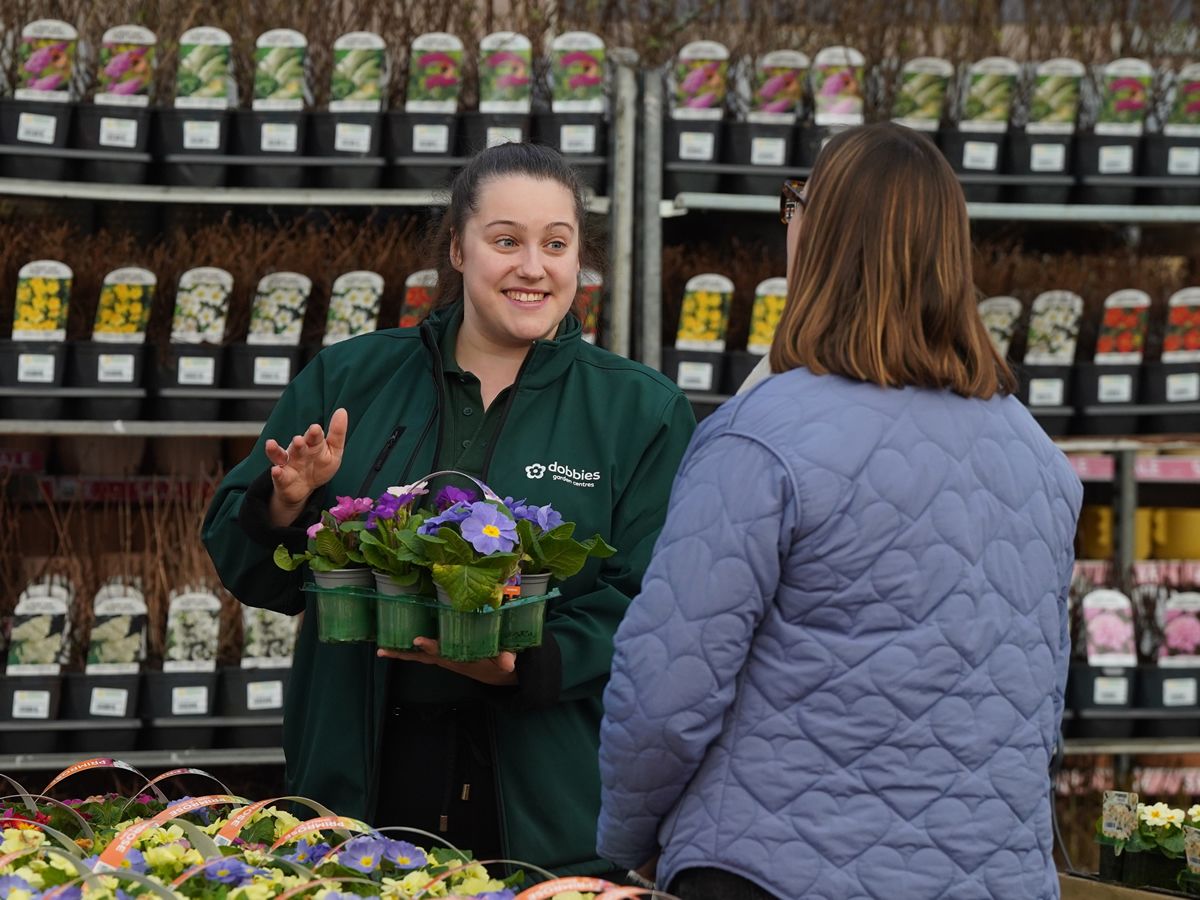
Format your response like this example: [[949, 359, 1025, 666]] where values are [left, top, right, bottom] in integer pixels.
[[525, 461, 600, 488]]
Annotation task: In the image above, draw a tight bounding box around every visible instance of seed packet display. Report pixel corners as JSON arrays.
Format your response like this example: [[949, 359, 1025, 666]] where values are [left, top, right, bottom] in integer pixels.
[[978, 296, 1023, 359], [892, 57, 953, 132], [176, 27, 235, 109], [330, 31, 386, 112], [811, 46, 865, 127], [93, 267, 155, 343], [171, 267, 233, 344], [958, 57, 1020, 132], [85, 580, 148, 675], [1095, 58, 1152, 136], [671, 40, 730, 120], [1164, 289, 1200, 366], [1026, 58, 1084, 134], [324, 271, 383, 345], [1023, 290, 1083, 366], [578, 270, 603, 344], [163, 588, 222, 673], [1094, 289, 1150, 364], [676, 273, 735, 352], [479, 32, 533, 114], [550, 32, 606, 114], [399, 269, 438, 328], [747, 277, 787, 354], [1166, 63, 1200, 138], [242, 607, 298, 668], [247, 272, 312, 346], [406, 33, 464, 113], [15, 19, 77, 102], [6, 578, 72, 675], [12, 260, 72, 342], [741, 50, 808, 124], [253, 28, 308, 111], [1082, 589, 1138, 668], [96, 25, 156, 107]]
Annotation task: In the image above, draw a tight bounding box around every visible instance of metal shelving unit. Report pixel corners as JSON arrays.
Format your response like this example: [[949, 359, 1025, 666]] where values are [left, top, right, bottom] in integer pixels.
[[0, 746, 284, 772]]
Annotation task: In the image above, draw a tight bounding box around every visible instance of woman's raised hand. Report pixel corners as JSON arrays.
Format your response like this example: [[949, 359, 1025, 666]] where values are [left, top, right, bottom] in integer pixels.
[[265, 408, 349, 525]]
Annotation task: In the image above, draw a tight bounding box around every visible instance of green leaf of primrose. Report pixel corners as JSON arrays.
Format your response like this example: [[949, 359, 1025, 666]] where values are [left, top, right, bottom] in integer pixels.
[[578, 533, 617, 559], [339, 520, 367, 532], [434, 527, 476, 565], [273, 545, 304, 571], [314, 528, 349, 567], [544, 521, 576, 540], [431, 563, 506, 611], [537, 539, 590, 581]]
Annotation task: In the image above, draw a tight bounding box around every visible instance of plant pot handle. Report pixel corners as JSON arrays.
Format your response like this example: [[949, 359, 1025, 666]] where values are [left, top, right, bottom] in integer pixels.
[[414, 469, 503, 503]]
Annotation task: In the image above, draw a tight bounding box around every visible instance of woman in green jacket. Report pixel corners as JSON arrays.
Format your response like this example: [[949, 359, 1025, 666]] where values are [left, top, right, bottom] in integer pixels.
[[202, 142, 696, 877]]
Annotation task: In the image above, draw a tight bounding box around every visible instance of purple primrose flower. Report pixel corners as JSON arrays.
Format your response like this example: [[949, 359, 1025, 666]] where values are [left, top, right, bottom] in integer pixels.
[[329, 495, 373, 522], [381, 838, 426, 869], [341, 835, 388, 873], [460, 502, 517, 554], [307, 521, 324, 539], [418, 501, 472, 535], [207, 858, 260, 885], [435, 485, 477, 511]]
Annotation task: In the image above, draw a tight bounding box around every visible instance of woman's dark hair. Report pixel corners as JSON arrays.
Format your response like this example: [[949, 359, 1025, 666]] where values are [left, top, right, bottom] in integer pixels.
[[429, 142, 605, 309]]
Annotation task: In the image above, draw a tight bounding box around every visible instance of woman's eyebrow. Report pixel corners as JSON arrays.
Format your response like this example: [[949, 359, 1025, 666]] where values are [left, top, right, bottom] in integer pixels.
[[483, 219, 576, 233]]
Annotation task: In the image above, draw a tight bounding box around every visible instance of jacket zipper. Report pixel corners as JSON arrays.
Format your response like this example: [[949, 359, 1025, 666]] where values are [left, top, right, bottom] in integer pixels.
[[479, 344, 536, 480], [356, 424, 406, 497]]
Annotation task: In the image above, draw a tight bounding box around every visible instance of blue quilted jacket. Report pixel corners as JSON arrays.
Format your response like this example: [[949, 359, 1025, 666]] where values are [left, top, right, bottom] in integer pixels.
[[597, 369, 1082, 899]]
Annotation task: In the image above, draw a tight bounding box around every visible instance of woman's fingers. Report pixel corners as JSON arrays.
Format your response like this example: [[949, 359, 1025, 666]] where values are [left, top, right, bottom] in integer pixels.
[[326, 408, 349, 454], [264, 438, 288, 467]]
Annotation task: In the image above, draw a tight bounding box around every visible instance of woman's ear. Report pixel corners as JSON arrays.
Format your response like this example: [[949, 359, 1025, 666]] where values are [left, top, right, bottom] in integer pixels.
[[450, 231, 464, 271]]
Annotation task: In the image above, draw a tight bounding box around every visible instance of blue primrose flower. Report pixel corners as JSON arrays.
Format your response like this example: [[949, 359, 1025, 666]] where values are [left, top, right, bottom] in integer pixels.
[[286, 840, 332, 865], [120, 848, 147, 874], [460, 502, 517, 554], [418, 501, 471, 535], [473, 890, 517, 900], [381, 838, 426, 870], [435, 485, 477, 511], [207, 858, 260, 885], [0, 875, 33, 895], [502, 498, 562, 533], [341, 835, 389, 873]]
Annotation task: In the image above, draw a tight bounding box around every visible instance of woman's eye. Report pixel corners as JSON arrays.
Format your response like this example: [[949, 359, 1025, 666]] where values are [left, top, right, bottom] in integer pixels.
[[547, 240, 567, 251], [496, 237, 517, 248]]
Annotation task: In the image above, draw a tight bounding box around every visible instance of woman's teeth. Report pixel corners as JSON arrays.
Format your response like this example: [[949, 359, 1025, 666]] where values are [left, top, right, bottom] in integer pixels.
[[506, 291, 545, 303]]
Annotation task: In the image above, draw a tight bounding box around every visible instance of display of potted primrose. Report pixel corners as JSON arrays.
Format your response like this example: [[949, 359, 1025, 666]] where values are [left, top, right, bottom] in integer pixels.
[[1096, 790, 1195, 891]]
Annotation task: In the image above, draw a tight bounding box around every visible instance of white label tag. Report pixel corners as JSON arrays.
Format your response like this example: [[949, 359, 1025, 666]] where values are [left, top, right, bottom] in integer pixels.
[[676, 360, 715, 391], [679, 131, 715, 161], [486, 126, 522, 148], [1028, 378, 1064, 407], [1094, 676, 1129, 705], [750, 136, 787, 166], [97, 354, 135, 384], [962, 140, 999, 171], [1169, 146, 1200, 176], [183, 120, 221, 151], [261, 122, 299, 153], [177, 356, 215, 386], [99, 117, 139, 149], [560, 124, 597, 154], [1164, 677, 1198, 707], [1098, 373, 1133, 403], [1031, 143, 1066, 172], [90, 686, 129, 717], [246, 679, 284, 710], [171, 685, 209, 715], [1099, 144, 1134, 174], [334, 122, 372, 153], [412, 123, 449, 153], [1167, 372, 1200, 402], [17, 112, 56, 145], [17, 353, 55, 384], [12, 689, 51, 720], [253, 356, 291, 386]]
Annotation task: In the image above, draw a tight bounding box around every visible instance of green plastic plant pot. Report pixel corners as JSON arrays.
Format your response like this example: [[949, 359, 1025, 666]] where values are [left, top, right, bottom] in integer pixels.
[[311, 569, 375, 643], [518, 572, 551, 597], [499, 595, 548, 652], [437, 606, 501, 662], [374, 572, 437, 651]]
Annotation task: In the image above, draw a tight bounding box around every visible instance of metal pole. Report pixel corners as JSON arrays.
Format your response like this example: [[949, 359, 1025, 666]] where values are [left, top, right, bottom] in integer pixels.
[[1115, 449, 1137, 579], [607, 48, 639, 360], [640, 66, 665, 369]]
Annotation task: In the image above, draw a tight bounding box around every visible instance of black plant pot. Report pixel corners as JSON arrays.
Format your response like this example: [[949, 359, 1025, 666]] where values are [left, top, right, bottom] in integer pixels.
[[1016, 363, 1074, 436], [72, 104, 152, 184], [1121, 851, 1185, 892], [0, 340, 69, 420], [384, 111, 461, 189], [533, 111, 608, 193], [218, 667, 289, 748], [663, 117, 723, 196], [66, 341, 146, 420], [939, 129, 1006, 202], [1141, 361, 1200, 434], [722, 121, 793, 196], [0, 674, 63, 754], [149, 343, 224, 420], [661, 347, 727, 394], [1136, 665, 1200, 739], [1067, 663, 1136, 739], [1098, 843, 1124, 883], [230, 109, 308, 189], [308, 110, 384, 190], [1074, 133, 1141, 205], [459, 111, 530, 156], [0, 97, 74, 180], [153, 108, 229, 187], [60, 672, 142, 752], [723, 350, 765, 394], [1005, 130, 1074, 204], [1072, 362, 1141, 436], [223, 343, 301, 421], [1140, 133, 1200, 205], [795, 124, 842, 168], [142, 671, 219, 751]]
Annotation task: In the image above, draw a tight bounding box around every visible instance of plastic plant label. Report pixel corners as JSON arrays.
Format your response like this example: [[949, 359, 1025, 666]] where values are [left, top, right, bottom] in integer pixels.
[[578, 269, 603, 344], [1098, 374, 1133, 403], [325, 271, 383, 345], [405, 33, 463, 113], [1082, 589, 1138, 667], [676, 360, 714, 390], [892, 57, 952, 131], [8, 584, 70, 675], [1166, 63, 1200, 137], [177, 356, 215, 385], [750, 136, 787, 166], [171, 686, 209, 715], [246, 680, 284, 710], [747, 277, 788, 354], [1030, 143, 1067, 172], [1164, 678, 1198, 706], [17, 354, 54, 383], [678, 130, 715, 161], [16, 112, 56, 144], [253, 29, 308, 111], [962, 140, 998, 170], [1098, 144, 1134, 174], [99, 116, 139, 148], [90, 687, 130, 717], [248, 272, 311, 346], [812, 46, 865, 127], [1188, 826, 1200, 873], [676, 273, 734, 351], [15, 19, 77, 102], [97, 354, 135, 383], [671, 40, 729, 121], [164, 589, 221, 673], [12, 690, 51, 720], [334, 122, 372, 153], [253, 356, 291, 385], [1094, 289, 1150, 364], [1028, 378, 1064, 407], [172, 267, 232, 344], [479, 31, 532, 114], [330, 31, 386, 112], [1023, 290, 1083, 366], [87, 587, 148, 675], [13, 260, 72, 341], [1163, 289, 1200, 363], [412, 123, 449, 152], [1093, 676, 1129, 705], [747, 50, 808, 124], [1102, 791, 1139, 840], [1096, 58, 1152, 136], [1169, 146, 1200, 175], [958, 57, 1019, 133], [560, 124, 597, 154], [183, 119, 221, 150], [486, 126, 522, 148], [176, 27, 234, 110], [94, 267, 155, 343], [978, 296, 1023, 358], [1026, 58, 1084, 135], [241, 607, 298, 667], [260, 122, 298, 153], [551, 32, 605, 114], [399, 269, 437, 328], [1167, 373, 1200, 402], [1159, 592, 1200, 667], [96, 25, 156, 107]]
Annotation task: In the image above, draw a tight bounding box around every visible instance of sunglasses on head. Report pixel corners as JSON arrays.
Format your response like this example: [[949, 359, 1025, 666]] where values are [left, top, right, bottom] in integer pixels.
[[780, 179, 807, 224]]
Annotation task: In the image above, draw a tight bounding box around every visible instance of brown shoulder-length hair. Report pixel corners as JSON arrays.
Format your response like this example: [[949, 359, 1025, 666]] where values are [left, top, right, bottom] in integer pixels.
[[769, 122, 1016, 399]]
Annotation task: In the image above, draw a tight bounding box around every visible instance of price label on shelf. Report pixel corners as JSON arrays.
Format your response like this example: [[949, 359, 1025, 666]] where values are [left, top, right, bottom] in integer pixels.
[[1169, 146, 1200, 176], [97, 354, 135, 384], [412, 124, 449, 153], [750, 136, 787, 166], [1167, 372, 1200, 402], [1028, 378, 1064, 407], [177, 356, 215, 386], [90, 687, 129, 717], [12, 690, 51, 719], [1093, 676, 1129, 706], [675, 360, 714, 391], [171, 685, 209, 715], [246, 680, 284, 710], [485, 127, 522, 148], [183, 120, 221, 151], [260, 123, 299, 153], [334, 123, 372, 154], [1164, 678, 1198, 707], [17, 112, 57, 145], [962, 141, 999, 171], [560, 124, 596, 155], [17, 353, 55, 384], [253, 356, 291, 386], [99, 117, 139, 149], [1030, 143, 1066, 172], [678, 131, 715, 161], [1098, 374, 1133, 403], [1099, 144, 1134, 174]]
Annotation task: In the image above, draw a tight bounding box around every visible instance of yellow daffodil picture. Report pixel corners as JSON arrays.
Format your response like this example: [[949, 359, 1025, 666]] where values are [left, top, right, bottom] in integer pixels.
[[93, 270, 155, 342], [12, 262, 72, 340], [676, 273, 734, 351], [748, 277, 788, 353]]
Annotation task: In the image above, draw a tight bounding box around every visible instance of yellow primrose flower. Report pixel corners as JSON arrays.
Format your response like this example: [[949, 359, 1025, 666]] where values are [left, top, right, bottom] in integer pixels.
[[1166, 808, 1186, 827], [1143, 805, 1170, 827], [1188, 804, 1200, 821], [16, 284, 32, 303], [454, 875, 508, 895], [46, 853, 79, 875], [270, 807, 302, 839], [1, 828, 46, 854], [5, 888, 34, 900], [230, 883, 276, 900], [399, 868, 446, 895], [143, 842, 188, 870]]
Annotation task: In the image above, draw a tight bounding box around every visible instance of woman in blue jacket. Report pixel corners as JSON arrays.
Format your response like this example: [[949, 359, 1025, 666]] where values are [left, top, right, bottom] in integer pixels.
[[597, 123, 1083, 899]]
